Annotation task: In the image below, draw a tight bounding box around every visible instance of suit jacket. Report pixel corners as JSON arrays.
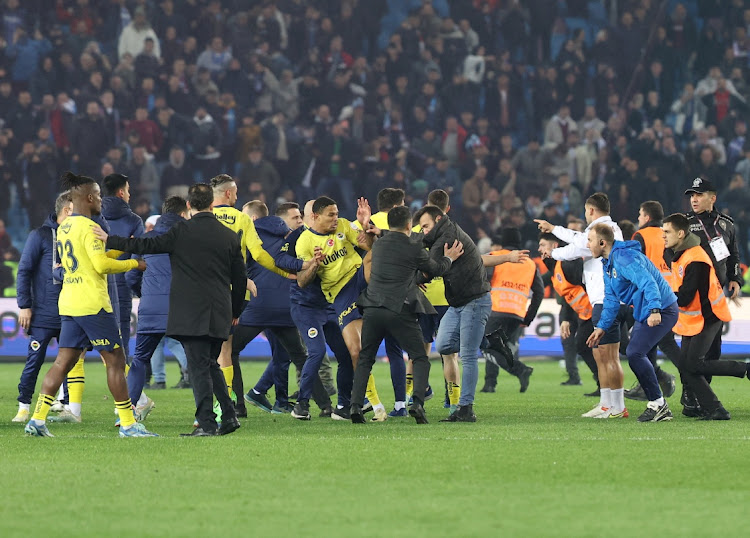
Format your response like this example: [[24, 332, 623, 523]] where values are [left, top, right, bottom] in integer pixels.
[[358, 231, 452, 314], [106, 211, 246, 340]]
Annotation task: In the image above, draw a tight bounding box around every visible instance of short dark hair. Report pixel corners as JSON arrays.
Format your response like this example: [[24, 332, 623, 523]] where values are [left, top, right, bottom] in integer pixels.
[[55, 190, 72, 216], [619, 219, 636, 241], [639, 200, 664, 223], [427, 189, 449, 211], [412, 205, 444, 227], [188, 183, 213, 211], [102, 173, 129, 196], [275, 202, 300, 217], [586, 192, 610, 215], [539, 232, 567, 247], [60, 171, 96, 191], [387, 205, 412, 230], [591, 223, 615, 244], [312, 196, 336, 215], [664, 213, 690, 235], [162, 195, 187, 215], [377, 188, 405, 212]]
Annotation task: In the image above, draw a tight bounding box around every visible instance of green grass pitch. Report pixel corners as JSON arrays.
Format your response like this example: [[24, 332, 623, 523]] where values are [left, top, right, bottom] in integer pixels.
[[1, 359, 749, 536]]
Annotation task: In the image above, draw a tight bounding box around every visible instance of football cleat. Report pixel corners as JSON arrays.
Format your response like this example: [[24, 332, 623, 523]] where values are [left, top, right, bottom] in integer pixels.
[[48, 409, 81, 423], [135, 397, 155, 422], [25, 419, 54, 437], [637, 401, 673, 423], [581, 405, 608, 418], [607, 408, 629, 419], [12, 408, 30, 423], [119, 422, 159, 437], [50, 400, 65, 413], [370, 407, 388, 422]]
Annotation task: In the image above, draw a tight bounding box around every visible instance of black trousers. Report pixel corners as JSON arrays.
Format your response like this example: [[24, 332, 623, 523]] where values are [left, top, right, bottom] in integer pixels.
[[571, 317, 598, 382], [231, 325, 330, 410], [177, 336, 236, 431], [679, 318, 747, 413], [352, 307, 430, 407], [483, 316, 527, 385]]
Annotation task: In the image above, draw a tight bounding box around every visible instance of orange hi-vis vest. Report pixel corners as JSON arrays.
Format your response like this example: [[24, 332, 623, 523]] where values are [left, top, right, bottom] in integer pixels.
[[637, 226, 672, 282], [489, 249, 536, 317], [551, 261, 593, 320], [671, 245, 731, 336]]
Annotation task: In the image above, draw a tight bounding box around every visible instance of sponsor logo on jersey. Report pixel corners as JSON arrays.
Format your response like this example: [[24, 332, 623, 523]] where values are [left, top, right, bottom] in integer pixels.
[[323, 247, 347, 265], [307, 328, 318, 338], [327, 238, 335, 247], [30, 340, 40, 352], [60, 222, 72, 234], [90, 338, 111, 347], [338, 302, 357, 326], [350, 221, 359, 230], [215, 213, 236, 225]]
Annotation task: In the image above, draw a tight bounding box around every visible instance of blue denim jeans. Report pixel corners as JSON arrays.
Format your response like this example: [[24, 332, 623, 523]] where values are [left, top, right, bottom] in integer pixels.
[[150, 336, 188, 383], [435, 293, 492, 406]]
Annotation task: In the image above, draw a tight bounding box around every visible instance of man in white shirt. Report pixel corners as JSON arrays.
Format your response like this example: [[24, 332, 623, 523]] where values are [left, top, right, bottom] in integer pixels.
[[536, 193, 627, 418]]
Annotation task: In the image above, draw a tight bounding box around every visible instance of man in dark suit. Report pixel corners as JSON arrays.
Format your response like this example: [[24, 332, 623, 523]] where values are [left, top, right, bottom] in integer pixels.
[[349, 206, 464, 424], [94, 184, 247, 437]]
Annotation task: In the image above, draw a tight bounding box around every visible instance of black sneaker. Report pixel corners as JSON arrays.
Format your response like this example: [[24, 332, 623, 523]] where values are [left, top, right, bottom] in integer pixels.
[[234, 403, 248, 418], [480, 383, 496, 393], [700, 406, 731, 420], [332, 406, 351, 421], [272, 401, 294, 414], [292, 400, 311, 421], [680, 387, 703, 417], [171, 377, 191, 389], [637, 401, 673, 422], [560, 377, 583, 386], [408, 403, 429, 424], [518, 366, 533, 393], [584, 388, 601, 398], [244, 391, 273, 413], [150, 381, 166, 390], [348, 405, 364, 423], [485, 328, 514, 368], [318, 406, 333, 418], [290, 391, 299, 400], [624, 382, 648, 401], [657, 371, 676, 398], [440, 404, 476, 423]]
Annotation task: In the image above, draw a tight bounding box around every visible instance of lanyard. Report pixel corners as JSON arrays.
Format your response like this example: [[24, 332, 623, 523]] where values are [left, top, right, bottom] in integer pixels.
[[696, 213, 721, 241]]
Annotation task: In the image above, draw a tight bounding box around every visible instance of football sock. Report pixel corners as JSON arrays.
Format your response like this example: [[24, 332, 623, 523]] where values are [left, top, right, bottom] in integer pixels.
[[67, 356, 85, 417], [221, 366, 234, 395], [600, 388, 611, 409], [19, 403, 30, 412], [31, 393, 55, 422], [405, 374, 413, 398], [365, 374, 383, 409], [448, 382, 461, 406], [652, 397, 665, 407], [611, 388, 625, 411], [394, 401, 406, 411], [115, 399, 136, 428]]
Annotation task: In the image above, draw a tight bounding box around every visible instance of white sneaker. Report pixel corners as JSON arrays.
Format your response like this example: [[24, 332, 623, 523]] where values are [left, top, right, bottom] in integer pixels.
[[593, 407, 614, 419], [582, 405, 608, 418], [12, 408, 30, 423], [50, 400, 65, 413], [48, 409, 82, 423], [135, 397, 155, 422]]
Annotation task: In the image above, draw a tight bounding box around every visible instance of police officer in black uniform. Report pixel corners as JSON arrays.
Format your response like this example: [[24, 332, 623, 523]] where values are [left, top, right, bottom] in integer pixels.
[[683, 177, 743, 415]]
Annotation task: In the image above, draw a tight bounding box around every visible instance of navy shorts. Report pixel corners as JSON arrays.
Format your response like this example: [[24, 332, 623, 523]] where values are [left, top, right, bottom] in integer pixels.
[[591, 304, 625, 346], [59, 310, 123, 352], [333, 266, 367, 328], [418, 305, 449, 343]]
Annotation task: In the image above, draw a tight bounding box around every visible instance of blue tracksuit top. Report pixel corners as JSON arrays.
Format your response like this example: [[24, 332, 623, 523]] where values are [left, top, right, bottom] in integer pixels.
[[101, 196, 144, 313], [126, 212, 184, 334], [16, 213, 62, 329], [598, 240, 677, 330], [240, 216, 299, 327]]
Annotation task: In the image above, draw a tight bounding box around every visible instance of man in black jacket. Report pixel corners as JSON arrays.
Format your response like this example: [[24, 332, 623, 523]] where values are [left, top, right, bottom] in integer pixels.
[[95, 184, 246, 436], [414, 206, 528, 422], [350, 206, 464, 424]]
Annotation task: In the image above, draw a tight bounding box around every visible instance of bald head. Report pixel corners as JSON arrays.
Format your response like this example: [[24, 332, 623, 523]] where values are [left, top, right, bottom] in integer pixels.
[[303, 200, 315, 228]]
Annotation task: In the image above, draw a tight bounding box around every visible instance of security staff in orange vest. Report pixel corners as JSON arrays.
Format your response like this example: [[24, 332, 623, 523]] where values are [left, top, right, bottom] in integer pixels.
[[481, 228, 543, 394], [624, 201, 679, 402], [663, 213, 750, 420], [539, 233, 599, 392]]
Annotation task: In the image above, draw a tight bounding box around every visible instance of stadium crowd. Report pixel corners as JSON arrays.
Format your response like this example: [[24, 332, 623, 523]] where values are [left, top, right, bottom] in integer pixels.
[[2, 0, 750, 269]]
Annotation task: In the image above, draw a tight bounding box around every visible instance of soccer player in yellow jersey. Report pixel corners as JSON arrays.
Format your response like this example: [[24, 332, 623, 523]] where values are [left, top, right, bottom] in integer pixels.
[[297, 196, 387, 419], [24, 172, 158, 438], [209, 174, 289, 410]]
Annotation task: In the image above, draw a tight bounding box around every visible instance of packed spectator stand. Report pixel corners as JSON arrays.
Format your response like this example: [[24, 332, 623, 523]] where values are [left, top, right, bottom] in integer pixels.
[[2, 0, 750, 297]]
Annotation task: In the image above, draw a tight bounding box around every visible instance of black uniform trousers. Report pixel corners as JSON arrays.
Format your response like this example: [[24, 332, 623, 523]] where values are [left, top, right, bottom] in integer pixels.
[[352, 307, 430, 407], [177, 335, 236, 432]]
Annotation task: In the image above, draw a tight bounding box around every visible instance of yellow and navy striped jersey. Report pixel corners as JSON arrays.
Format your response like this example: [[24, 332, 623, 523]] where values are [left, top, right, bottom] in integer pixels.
[[212, 205, 288, 278], [296, 218, 362, 302], [57, 215, 139, 316]]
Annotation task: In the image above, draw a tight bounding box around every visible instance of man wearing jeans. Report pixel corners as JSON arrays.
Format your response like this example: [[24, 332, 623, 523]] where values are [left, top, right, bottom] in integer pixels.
[[414, 206, 527, 422]]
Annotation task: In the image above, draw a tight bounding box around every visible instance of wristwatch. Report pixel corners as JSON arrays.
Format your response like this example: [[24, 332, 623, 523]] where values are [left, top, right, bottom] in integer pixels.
[[650, 308, 661, 314]]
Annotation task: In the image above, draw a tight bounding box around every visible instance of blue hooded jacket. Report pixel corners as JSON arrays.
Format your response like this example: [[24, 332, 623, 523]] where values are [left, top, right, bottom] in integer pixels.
[[126, 212, 184, 334], [240, 216, 298, 327], [16, 213, 62, 329], [598, 240, 677, 330], [101, 196, 144, 316]]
